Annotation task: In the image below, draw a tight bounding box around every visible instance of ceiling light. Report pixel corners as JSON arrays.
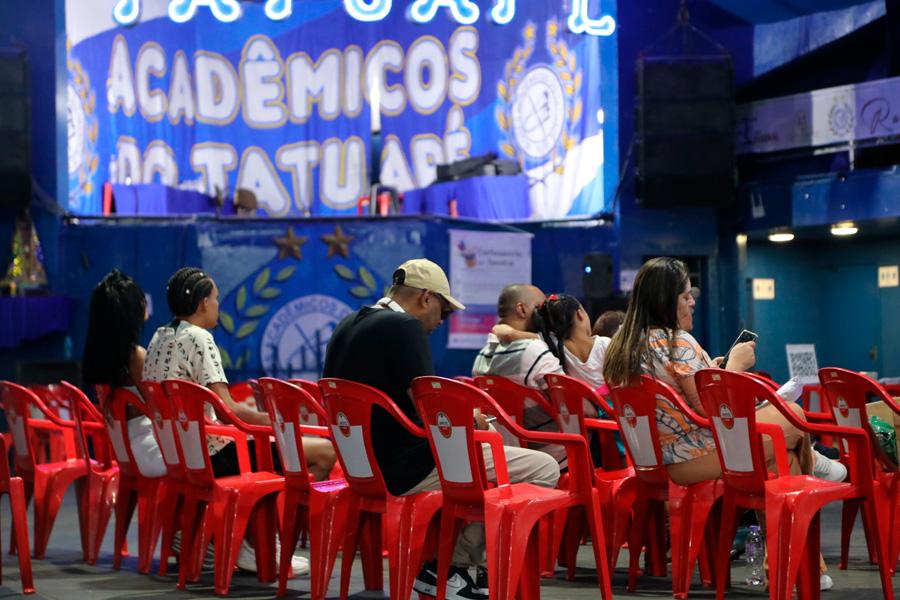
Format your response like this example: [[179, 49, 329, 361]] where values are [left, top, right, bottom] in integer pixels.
[[768, 230, 794, 243], [830, 221, 858, 236]]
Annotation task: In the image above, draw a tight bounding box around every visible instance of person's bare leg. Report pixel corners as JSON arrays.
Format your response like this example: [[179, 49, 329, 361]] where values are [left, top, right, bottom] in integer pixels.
[[756, 402, 814, 475], [665, 451, 722, 486], [302, 437, 337, 481]]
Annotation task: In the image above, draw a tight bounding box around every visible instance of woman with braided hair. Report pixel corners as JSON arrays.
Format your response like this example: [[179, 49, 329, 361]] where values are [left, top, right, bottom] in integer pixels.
[[143, 267, 336, 575]]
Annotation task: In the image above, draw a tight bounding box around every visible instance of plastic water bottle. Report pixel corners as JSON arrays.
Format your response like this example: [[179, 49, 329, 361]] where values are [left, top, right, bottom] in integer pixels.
[[745, 525, 766, 589]]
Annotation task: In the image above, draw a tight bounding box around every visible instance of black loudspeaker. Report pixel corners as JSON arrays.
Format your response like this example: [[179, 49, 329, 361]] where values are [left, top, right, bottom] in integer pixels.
[[0, 48, 31, 208], [635, 57, 735, 207], [583, 253, 613, 299]]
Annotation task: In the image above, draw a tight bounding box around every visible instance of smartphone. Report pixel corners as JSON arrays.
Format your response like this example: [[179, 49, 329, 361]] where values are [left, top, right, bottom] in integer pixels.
[[720, 329, 758, 370]]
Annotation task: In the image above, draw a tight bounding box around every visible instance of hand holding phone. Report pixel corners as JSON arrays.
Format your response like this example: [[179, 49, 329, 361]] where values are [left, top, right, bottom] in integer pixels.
[[720, 329, 758, 370]]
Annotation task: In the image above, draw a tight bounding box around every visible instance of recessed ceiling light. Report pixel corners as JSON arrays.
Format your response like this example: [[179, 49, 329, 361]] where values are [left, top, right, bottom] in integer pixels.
[[830, 221, 858, 236], [768, 231, 794, 243]]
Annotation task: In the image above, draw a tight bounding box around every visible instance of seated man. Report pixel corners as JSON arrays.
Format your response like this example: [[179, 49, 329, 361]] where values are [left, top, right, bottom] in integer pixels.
[[472, 284, 572, 465], [324, 261, 559, 600]]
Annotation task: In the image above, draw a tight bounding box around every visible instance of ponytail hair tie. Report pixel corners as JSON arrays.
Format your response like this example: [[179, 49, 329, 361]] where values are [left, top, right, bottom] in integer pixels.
[[547, 294, 559, 302]]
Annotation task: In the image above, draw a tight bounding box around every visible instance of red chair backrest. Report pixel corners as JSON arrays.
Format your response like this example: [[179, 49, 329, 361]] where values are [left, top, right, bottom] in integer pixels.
[[95, 385, 148, 479], [59, 381, 115, 471], [139, 380, 187, 480], [30, 384, 71, 420], [695, 370, 772, 494], [411, 377, 498, 506], [607, 376, 673, 487], [228, 381, 259, 409], [287, 379, 328, 426], [319, 378, 424, 501], [800, 383, 824, 413], [0, 382, 44, 471], [258, 378, 319, 490], [819, 367, 899, 468], [544, 373, 597, 438], [473, 375, 556, 448], [161, 380, 216, 487]]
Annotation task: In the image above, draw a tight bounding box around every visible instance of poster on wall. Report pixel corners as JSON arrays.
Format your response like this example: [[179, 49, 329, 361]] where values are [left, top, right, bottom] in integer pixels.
[[65, 0, 618, 219], [447, 228, 532, 349], [786, 343, 819, 385]]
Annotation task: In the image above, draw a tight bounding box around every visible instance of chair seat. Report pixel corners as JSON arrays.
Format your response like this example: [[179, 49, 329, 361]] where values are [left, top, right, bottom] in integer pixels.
[[765, 474, 855, 501], [214, 471, 284, 489]]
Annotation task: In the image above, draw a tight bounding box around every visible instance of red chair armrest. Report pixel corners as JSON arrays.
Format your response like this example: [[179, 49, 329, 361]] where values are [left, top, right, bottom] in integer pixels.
[[206, 424, 252, 471], [584, 417, 619, 432], [474, 429, 508, 486], [298, 424, 331, 438], [755, 422, 791, 476]]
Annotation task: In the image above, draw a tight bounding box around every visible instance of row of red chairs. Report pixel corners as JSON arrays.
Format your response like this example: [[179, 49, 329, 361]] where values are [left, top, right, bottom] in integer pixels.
[[0, 366, 897, 599]]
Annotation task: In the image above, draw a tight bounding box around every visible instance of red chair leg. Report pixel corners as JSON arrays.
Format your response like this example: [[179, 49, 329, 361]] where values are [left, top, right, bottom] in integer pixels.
[[584, 494, 613, 600], [860, 493, 897, 600], [626, 497, 650, 591], [765, 494, 816, 600], [308, 491, 351, 600], [359, 512, 384, 592], [8, 480, 35, 594], [177, 497, 202, 590], [277, 496, 300, 597], [113, 487, 137, 570], [435, 507, 463, 600], [338, 498, 363, 600], [714, 496, 739, 600], [156, 487, 182, 576], [136, 482, 164, 574]]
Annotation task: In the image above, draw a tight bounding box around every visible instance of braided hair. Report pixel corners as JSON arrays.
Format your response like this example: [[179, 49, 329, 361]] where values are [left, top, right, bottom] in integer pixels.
[[531, 293, 582, 374], [166, 267, 214, 317], [83, 270, 146, 386]]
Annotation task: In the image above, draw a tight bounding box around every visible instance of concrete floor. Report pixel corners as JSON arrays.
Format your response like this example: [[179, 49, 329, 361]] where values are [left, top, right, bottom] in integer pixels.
[[0, 493, 890, 599]]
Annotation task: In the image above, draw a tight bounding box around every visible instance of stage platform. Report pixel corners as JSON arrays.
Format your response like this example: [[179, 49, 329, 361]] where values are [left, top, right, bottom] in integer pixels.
[[0, 493, 887, 599]]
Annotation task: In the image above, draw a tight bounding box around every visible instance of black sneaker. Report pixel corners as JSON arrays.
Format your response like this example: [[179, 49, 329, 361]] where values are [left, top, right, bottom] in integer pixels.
[[413, 561, 440, 597], [474, 565, 488, 596], [413, 562, 489, 600]]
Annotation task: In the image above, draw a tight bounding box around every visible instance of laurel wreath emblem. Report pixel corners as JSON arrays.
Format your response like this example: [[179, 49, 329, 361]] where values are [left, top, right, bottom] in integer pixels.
[[66, 38, 99, 208], [218, 264, 296, 370], [497, 19, 583, 173]]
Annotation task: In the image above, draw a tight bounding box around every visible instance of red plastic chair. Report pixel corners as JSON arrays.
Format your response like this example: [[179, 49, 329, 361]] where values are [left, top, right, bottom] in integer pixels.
[[607, 376, 721, 598], [95, 384, 168, 573], [411, 376, 613, 600], [287, 379, 329, 426], [27, 385, 75, 463], [257, 377, 347, 598], [139, 380, 193, 577], [0, 432, 34, 593], [60, 382, 120, 566], [543, 373, 636, 573], [0, 381, 89, 559], [318, 378, 443, 600], [473, 376, 558, 449], [818, 367, 900, 575], [162, 379, 284, 594], [695, 369, 895, 600]]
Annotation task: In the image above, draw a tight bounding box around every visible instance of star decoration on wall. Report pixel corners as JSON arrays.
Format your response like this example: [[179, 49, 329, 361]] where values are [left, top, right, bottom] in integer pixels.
[[321, 224, 355, 258], [273, 228, 308, 260]]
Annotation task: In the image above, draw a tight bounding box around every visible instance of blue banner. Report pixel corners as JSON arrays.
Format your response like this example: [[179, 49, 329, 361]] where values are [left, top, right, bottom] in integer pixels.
[[66, 0, 618, 219]]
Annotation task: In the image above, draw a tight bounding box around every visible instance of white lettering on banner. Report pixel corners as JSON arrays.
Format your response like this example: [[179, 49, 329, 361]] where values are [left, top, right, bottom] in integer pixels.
[[113, 0, 614, 35], [240, 36, 287, 128], [116, 136, 142, 183], [405, 37, 448, 115], [277, 142, 320, 213], [287, 50, 342, 124], [194, 51, 240, 125], [409, 0, 480, 25], [167, 50, 195, 124], [190, 142, 238, 196], [143, 140, 179, 185], [379, 135, 416, 191], [136, 42, 167, 122], [344, 0, 392, 22], [321, 136, 366, 210], [411, 133, 444, 188], [443, 105, 471, 165], [111, 32, 482, 129], [343, 46, 364, 117], [237, 146, 293, 215], [448, 27, 479, 106], [108, 35, 136, 115], [365, 41, 406, 115]]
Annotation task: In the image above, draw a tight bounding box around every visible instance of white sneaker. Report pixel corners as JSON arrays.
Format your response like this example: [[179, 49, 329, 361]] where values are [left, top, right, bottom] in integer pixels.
[[820, 573, 834, 591], [235, 539, 310, 576], [813, 451, 847, 482]]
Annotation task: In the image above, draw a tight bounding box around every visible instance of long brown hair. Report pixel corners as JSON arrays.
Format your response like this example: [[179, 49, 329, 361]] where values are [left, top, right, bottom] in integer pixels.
[[603, 257, 690, 386]]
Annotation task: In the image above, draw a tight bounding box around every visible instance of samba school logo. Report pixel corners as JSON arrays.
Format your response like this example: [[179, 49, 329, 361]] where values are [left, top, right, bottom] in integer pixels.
[[66, 39, 99, 213], [497, 20, 583, 169]]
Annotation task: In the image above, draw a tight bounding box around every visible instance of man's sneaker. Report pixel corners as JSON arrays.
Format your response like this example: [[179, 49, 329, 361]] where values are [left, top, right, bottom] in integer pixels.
[[820, 573, 834, 591], [235, 539, 310, 576], [813, 451, 847, 482], [473, 565, 488, 596], [413, 562, 489, 599], [413, 561, 440, 596]]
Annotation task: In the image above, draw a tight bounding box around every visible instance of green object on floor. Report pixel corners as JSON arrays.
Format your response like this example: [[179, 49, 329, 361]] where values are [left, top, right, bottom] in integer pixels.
[[869, 415, 897, 464]]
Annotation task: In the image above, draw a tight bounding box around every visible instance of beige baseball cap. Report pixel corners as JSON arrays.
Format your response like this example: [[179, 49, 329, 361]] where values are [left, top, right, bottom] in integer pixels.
[[393, 259, 466, 311]]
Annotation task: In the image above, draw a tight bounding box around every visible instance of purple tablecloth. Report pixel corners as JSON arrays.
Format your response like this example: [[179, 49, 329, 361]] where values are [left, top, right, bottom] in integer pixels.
[[402, 175, 531, 220], [112, 184, 236, 216], [0, 296, 71, 349]]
